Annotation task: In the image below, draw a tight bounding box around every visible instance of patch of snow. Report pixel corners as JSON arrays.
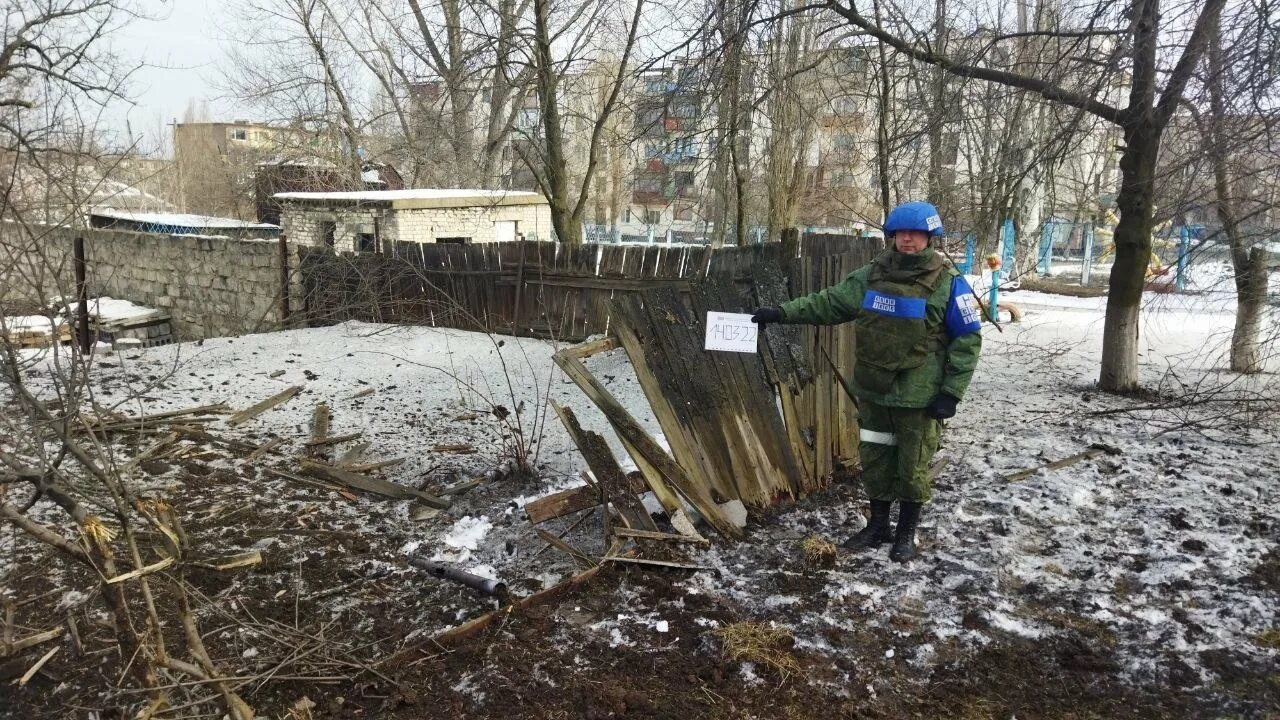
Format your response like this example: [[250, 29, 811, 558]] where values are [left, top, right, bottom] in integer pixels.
[[444, 515, 492, 551]]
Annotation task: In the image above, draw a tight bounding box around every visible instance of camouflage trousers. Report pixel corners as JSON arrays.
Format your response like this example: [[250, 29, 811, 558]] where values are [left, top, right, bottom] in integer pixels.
[[856, 400, 942, 503]]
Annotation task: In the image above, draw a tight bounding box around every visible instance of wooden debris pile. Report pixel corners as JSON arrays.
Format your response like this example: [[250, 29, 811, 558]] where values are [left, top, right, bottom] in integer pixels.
[[81, 384, 483, 519], [542, 262, 870, 550]]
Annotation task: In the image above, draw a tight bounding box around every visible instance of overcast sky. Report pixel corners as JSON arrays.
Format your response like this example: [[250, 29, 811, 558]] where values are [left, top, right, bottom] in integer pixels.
[[108, 0, 231, 154]]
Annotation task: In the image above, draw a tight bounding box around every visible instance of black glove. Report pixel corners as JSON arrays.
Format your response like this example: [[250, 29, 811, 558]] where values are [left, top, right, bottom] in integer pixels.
[[751, 307, 783, 325], [925, 394, 959, 420]]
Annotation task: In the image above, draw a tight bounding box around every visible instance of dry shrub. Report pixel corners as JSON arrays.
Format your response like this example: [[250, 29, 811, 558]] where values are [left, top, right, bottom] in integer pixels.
[[800, 534, 837, 568], [717, 621, 801, 678]]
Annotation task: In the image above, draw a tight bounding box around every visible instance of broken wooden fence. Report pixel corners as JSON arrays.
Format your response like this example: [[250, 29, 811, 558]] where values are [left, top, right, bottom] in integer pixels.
[[548, 240, 882, 539], [295, 238, 870, 342]]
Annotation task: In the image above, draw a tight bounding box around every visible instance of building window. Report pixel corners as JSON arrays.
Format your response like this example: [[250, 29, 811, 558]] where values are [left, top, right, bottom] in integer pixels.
[[644, 209, 662, 225], [230, 128, 247, 141], [672, 137, 698, 160], [624, 208, 632, 223], [636, 174, 664, 193], [357, 233, 376, 253], [670, 101, 698, 119], [437, 237, 470, 244], [321, 221, 336, 249]]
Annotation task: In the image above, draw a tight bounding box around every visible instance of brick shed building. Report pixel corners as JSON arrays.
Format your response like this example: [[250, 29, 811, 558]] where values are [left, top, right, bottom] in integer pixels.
[[274, 189, 552, 252]]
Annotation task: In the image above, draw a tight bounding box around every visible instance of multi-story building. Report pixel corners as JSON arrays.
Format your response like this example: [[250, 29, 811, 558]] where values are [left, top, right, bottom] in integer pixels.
[[173, 120, 328, 220], [617, 62, 711, 241]]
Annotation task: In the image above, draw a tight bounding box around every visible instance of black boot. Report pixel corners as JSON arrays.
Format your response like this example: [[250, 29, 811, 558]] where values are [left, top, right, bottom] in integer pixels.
[[842, 500, 894, 551], [889, 502, 923, 563]]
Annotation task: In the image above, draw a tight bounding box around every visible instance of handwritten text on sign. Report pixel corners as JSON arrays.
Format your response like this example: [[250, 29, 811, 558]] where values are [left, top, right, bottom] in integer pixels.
[[704, 312, 758, 353]]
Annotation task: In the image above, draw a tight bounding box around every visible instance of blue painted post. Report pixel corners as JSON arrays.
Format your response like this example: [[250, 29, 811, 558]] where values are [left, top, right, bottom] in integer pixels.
[[963, 233, 976, 273], [1038, 222, 1054, 276], [1081, 224, 1096, 286], [1176, 225, 1191, 291], [989, 220, 1015, 323], [988, 268, 1001, 323], [1001, 219, 1016, 275]]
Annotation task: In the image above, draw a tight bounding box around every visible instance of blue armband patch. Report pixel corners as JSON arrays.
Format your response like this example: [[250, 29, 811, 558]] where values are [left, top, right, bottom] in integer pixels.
[[861, 291, 927, 319], [945, 275, 983, 337]]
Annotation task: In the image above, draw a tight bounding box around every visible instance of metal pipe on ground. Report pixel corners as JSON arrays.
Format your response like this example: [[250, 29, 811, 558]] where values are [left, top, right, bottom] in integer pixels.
[[407, 557, 509, 602]]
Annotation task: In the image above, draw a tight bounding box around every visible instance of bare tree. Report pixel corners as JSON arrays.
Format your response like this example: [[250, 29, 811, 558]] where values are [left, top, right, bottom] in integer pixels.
[[1, 4, 258, 716], [1199, 11, 1273, 373], [828, 0, 1228, 393], [521, 0, 646, 244]]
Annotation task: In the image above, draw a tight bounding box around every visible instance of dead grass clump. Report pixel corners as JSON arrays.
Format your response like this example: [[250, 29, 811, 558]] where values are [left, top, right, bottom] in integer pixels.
[[800, 534, 837, 568], [717, 621, 801, 678], [1257, 628, 1280, 649]]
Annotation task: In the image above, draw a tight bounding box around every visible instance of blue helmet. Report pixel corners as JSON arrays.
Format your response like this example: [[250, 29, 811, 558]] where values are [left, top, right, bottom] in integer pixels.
[[884, 201, 944, 237]]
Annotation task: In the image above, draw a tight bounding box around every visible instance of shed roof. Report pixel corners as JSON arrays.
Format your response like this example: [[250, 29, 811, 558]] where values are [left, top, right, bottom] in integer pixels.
[[89, 209, 279, 230], [272, 189, 547, 210]]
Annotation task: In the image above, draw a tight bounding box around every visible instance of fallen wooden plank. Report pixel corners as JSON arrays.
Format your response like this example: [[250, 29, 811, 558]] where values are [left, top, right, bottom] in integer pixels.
[[192, 551, 263, 571], [172, 426, 260, 453], [611, 527, 709, 544], [263, 467, 358, 502], [300, 460, 449, 508], [246, 437, 285, 462], [17, 646, 58, 686], [309, 403, 331, 446], [602, 556, 710, 571], [305, 431, 362, 448], [0, 627, 64, 659], [559, 335, 620, 361], [553, 344, 742, 539], [104, 556, 174, 584], [1003, 444, 1119, 482], [346, 387, 375, 400], [100, 403, 233, 427], [553, 402, 657, 532], [226, 386, 303, 427], [524, 474, 648, 524]]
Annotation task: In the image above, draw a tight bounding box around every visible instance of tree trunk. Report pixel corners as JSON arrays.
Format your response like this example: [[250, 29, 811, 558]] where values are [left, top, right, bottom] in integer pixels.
[[1099, 122, 1159, 392], [1231, 249, 1268, 372], [1205, 19, 1269, 373], [872, 0, 892, 220], [532, 0, 578, 244]]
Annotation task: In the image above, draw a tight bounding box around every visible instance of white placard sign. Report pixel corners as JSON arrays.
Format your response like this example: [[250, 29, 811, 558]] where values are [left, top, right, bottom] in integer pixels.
[[704, 311, 758, 353]]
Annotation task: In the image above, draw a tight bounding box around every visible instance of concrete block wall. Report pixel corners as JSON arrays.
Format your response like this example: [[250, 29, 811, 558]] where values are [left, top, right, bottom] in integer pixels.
[[2, 224, 300, 341], [82, 230, 297, 339]]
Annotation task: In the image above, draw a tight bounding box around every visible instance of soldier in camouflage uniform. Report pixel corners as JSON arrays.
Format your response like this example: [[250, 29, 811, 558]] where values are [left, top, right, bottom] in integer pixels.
[[752, 201, 983, 562]]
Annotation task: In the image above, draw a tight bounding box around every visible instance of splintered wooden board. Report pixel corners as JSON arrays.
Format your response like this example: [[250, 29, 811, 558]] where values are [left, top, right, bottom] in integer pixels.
[[610, 281, 800, 511]]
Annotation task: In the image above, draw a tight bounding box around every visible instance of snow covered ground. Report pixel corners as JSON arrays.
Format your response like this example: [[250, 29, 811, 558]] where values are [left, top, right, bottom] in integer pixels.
[[2, 263, 1277, 715]]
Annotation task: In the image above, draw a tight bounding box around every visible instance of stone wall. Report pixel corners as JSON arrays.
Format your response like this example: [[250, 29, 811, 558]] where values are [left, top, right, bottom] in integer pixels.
[[280, 203, 553, 251], [2, 224, 300, 340]]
